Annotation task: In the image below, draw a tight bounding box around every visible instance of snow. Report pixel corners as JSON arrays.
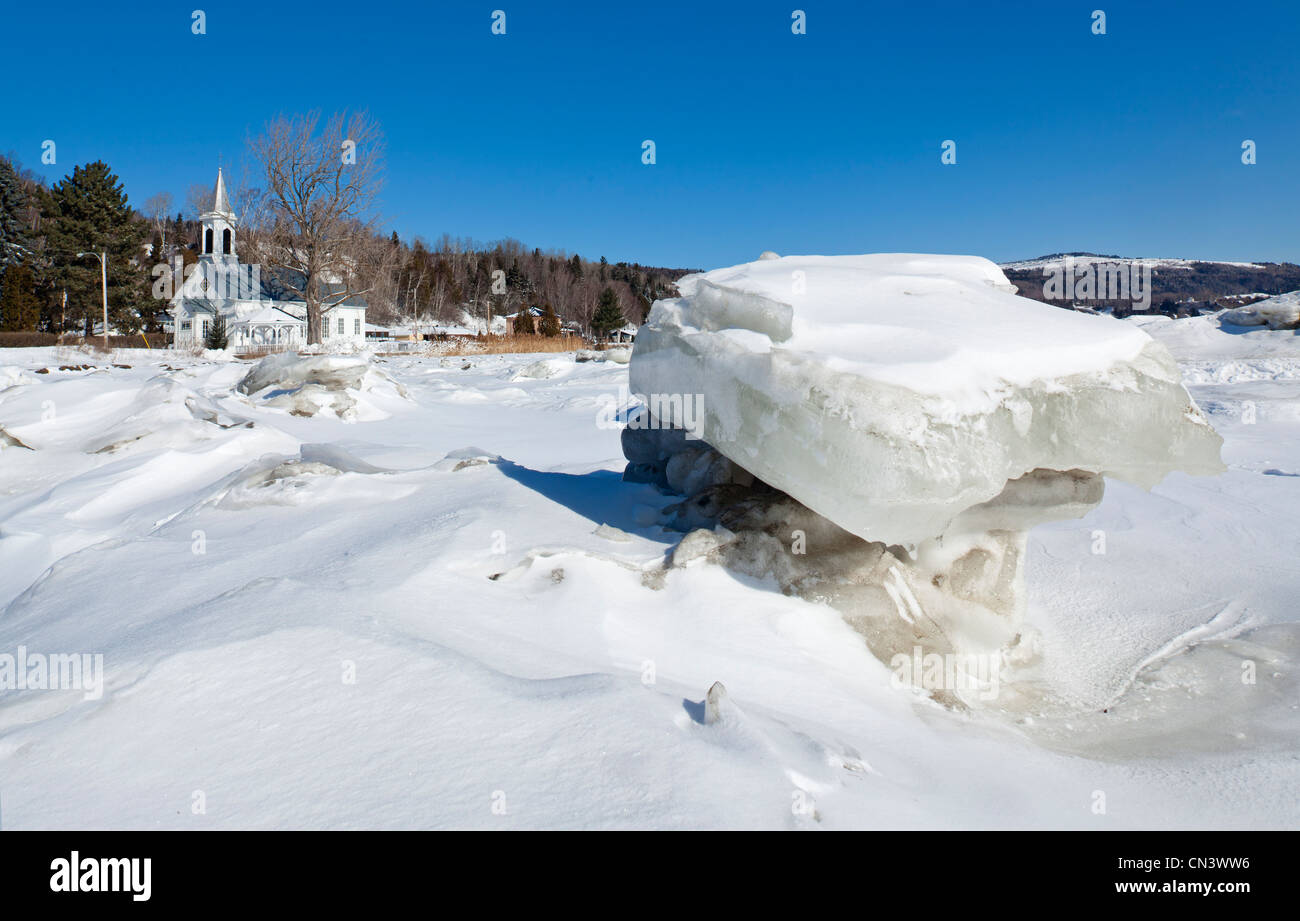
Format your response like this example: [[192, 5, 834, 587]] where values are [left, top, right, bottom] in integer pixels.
[[0, 326, 1297, 829], [631, 254, 1223, 545]]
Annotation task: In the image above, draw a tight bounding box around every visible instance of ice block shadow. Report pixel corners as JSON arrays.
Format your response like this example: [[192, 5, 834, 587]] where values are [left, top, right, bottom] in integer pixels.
[[495, 459, 676, 544]]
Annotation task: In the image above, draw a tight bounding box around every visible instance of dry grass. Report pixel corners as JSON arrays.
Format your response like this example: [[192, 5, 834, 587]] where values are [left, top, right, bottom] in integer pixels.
[[376, 333, 586, 357], [469, 333, 585, 354], [0, 331, 58, 348], [54, 334, 171, 352]]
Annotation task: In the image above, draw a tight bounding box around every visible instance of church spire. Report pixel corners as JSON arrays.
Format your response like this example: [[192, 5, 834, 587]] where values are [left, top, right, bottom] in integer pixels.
[[211, 167, 233, 219], [199, 165, 238, 265]]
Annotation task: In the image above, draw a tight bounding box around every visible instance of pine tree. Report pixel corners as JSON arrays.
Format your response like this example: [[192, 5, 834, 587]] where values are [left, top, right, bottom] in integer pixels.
[[568, 253, 583, 280], [41, 161, 149, 336], [0, 265, 40, 331], [0, 157, 32, 274], [591, 286, 625, 338], [514, 306, 535, 335], [539, 303, 561, 337], [204, 311, 229, 350]]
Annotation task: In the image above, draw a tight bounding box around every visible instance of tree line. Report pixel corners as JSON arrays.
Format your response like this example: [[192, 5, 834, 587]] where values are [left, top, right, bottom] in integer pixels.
[[1, 114, 694, 344], [380, 233, 690, 337]]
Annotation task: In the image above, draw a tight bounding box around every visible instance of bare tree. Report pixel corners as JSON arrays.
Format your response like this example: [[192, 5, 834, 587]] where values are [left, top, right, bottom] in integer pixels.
[[244, 110, 387, 344], [185, 183, 214, 220], [143, 191, 173, 253]]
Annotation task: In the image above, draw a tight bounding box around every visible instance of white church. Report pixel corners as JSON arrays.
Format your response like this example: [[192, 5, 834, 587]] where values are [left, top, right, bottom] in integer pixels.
[[170, 168, 367, 350]]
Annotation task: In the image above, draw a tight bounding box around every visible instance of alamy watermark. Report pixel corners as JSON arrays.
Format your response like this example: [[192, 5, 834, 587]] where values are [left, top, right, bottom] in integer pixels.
[[596, 383, 706, 440], [0, 646, 104, 700], [1042, 256, 1152, 311], [150, 257, 262, 302], [890, 646, 1001, 701]]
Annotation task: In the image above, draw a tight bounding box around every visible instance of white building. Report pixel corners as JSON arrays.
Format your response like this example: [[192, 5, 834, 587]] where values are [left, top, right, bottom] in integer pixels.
[[170, 168, 367, 350]]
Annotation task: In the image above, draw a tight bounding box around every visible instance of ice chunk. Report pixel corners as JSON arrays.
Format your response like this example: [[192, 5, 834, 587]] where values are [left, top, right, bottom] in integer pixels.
[[630, 253, 1224, 545], [512, 358, 572, 380], [238, 353, 369, 395], [1220, 291, 1300, 330], [237, 353, 407, 421]]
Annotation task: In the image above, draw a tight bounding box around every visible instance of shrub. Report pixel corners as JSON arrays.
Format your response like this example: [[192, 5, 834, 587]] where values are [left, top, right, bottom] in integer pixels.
[[538, 303, 561, 337], [204, 312, 229, 350]]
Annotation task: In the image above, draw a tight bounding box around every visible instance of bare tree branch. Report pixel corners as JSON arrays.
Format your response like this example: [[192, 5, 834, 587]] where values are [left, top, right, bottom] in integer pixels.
[[243, 110, 387, 344]]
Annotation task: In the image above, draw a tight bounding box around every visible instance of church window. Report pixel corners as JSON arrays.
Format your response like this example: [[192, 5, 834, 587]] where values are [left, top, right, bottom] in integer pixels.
[[204, 228, 213, 254], [354, 318, 361, 335], [222, 228, 232, 254], [338, 317, 345, 335]]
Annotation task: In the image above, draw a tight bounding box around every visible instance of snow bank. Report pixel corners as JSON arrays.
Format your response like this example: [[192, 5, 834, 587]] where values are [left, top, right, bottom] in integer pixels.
[[630, 253, 1224, 546], [512, 357, 572, 380], [0, 365, 38, 389]]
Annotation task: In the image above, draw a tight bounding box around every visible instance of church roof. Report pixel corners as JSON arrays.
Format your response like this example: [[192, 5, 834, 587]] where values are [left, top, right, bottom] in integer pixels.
[[234, 305, 304, 326]]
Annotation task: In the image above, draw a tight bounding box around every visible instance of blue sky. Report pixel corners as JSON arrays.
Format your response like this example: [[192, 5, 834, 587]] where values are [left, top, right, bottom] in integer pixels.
[[3, 0, 1298, 268]]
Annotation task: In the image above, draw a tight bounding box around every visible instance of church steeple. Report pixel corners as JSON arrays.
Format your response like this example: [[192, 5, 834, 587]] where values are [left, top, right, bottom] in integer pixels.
[[212, 167, 232, 217], [199, 167, 237, 265]]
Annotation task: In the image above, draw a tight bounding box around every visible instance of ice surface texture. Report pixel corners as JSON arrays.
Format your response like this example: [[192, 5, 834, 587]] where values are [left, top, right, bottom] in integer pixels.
[[630, 254, 1225, 545]]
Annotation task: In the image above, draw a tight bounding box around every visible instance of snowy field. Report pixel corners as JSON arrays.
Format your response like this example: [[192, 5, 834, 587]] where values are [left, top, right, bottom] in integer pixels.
[[0, 313, 1297, 829]]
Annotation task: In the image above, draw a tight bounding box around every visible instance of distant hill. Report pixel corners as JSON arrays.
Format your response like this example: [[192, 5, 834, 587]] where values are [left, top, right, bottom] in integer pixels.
[[1000, 254, 1300, 317]]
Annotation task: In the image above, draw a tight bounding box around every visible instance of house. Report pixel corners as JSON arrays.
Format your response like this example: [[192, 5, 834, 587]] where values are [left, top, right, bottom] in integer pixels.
[[170, 168, 367, 350], [607, 323, 638, 344], [503, 305, 545, 334]]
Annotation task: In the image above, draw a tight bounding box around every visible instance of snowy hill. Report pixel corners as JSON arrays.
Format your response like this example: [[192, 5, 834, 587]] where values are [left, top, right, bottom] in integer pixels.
[[999, 253, 1268, 272], [999, 254, 1300, 314]]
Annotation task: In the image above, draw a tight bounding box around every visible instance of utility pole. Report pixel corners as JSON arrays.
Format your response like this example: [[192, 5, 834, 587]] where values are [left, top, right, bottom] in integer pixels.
[[77, 250, 109, 348]]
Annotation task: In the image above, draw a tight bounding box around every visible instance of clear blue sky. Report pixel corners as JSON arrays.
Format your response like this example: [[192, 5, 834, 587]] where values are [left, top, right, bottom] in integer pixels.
[[3, 0, 1298, 269]]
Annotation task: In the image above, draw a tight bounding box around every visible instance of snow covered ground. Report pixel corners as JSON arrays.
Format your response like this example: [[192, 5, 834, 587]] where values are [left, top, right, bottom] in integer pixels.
[[1, 322, 1297, 829]]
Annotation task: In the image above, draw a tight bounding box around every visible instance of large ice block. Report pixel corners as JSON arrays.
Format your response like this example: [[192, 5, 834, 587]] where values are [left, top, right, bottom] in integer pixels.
[[629, 254, 1224, 546]]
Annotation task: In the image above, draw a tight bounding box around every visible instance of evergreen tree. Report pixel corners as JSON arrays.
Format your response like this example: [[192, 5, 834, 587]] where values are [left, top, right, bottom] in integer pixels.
[[0, 264, 40, 331], [172, 213, 189, 251], [591, 286, 625, 338], [538, 302, 561, 337], [568, 253, 583, 280], [514, 305, 535, 335], [0, 157, 32, 274], [41, 161, 149, 336], [204, 311, 229, 350]]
